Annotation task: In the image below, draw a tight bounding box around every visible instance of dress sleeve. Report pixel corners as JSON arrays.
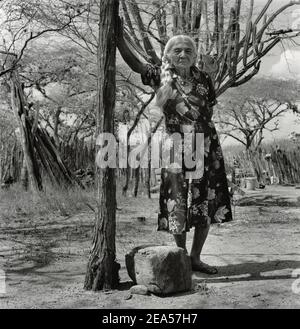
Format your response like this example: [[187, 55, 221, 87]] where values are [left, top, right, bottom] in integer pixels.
[[205, 73, 217, 107], [141, 63, 161, 89]]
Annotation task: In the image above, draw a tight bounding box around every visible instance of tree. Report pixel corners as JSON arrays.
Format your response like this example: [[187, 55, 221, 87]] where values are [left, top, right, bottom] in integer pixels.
[[114, 0, 300, 190], [0, 0, 87, 192], [117, 0, 300, 96], [21, 45, 97, 145], [84, 0, 120, 291], [0, 94, 16, 184], [215, 78, 300, 150], [2, 2, 299, 170], [0, 0, 86, 77], [120, 91, 155, 196]]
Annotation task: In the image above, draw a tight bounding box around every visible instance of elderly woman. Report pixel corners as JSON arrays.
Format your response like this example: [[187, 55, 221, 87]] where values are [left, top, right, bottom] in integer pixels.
[[117, 26, 232, 274]]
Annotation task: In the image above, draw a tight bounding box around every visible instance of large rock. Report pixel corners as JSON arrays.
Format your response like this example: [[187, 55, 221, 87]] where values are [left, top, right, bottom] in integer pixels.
[[125, 244, 159, 283], [125, 245, 192, 295]]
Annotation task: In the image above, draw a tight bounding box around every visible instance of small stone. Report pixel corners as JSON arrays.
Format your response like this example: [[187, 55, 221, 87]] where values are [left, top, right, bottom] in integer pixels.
[[252, 293, 261, 298], [124, 292, 133, 300]]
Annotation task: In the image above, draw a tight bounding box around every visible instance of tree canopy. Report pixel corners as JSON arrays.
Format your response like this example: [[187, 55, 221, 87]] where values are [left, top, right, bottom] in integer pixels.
[[215, 77, 300, 149]]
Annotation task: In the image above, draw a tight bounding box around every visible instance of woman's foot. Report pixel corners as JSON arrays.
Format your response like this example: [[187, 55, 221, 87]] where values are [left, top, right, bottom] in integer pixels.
[[191, 260, 218, 274]]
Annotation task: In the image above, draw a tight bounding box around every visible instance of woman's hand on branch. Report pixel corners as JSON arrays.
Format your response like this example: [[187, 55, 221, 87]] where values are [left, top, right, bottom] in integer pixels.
[[149, 105, 164, 124]]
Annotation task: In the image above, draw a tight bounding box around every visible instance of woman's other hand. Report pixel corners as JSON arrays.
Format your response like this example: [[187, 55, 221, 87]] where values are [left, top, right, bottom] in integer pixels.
[[149, 105, 164, 124]]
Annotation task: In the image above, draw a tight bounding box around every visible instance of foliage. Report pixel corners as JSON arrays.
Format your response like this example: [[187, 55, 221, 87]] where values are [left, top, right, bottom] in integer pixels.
[[215, 77, 300, 149]]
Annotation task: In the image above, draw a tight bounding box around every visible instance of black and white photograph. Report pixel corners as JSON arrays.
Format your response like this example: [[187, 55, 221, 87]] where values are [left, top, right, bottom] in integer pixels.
[[0, 0, 300, 312]]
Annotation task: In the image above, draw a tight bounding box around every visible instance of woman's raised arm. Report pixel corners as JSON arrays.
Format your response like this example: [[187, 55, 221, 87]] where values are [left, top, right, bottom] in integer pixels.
[[116, 17, 147, 75]]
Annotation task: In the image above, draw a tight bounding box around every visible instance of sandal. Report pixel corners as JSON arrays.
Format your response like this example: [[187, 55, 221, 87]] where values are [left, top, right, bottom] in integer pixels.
[[191, 261, 218, 274]]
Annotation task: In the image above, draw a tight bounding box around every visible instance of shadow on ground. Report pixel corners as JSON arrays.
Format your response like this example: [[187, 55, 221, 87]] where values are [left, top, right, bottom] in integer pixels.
[[193, 259, 300, 284], [238, 194, 300, 207]]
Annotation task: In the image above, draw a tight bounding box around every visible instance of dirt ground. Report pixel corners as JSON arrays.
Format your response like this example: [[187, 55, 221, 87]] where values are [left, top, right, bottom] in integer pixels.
[[0, 185, 300, 309]]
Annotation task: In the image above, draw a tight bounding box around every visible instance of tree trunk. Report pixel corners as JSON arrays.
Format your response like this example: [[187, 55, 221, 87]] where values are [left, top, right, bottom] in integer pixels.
[[84, 0, 119, 291], [10, 73, 43, 193], [2, 147, 9, 182], [0, 145, 3, 184], [133, 166, 140, 197], [20, 156, 29, 190], [122, 166, 129, 196], [146, 143, 151, 198], [53, 107, 62, 147]]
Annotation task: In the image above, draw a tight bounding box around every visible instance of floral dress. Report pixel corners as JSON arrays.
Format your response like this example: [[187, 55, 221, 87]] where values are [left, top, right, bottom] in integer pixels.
[[141, 64, 232, 234]]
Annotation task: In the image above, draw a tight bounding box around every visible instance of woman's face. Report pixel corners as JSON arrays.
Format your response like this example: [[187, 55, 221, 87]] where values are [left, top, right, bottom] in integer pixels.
[[168, 40, 196, 70]]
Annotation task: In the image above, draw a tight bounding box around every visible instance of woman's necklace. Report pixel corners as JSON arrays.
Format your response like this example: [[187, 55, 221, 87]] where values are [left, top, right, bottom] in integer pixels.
[[177, 75, 194, 94], [177, 75, 194, 86]]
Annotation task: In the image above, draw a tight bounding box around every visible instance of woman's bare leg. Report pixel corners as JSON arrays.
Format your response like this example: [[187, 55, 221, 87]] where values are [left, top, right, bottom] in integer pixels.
[[173, 233, 187, 252], [190, 224, 209, 260], [190, 220, 218, 274]]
